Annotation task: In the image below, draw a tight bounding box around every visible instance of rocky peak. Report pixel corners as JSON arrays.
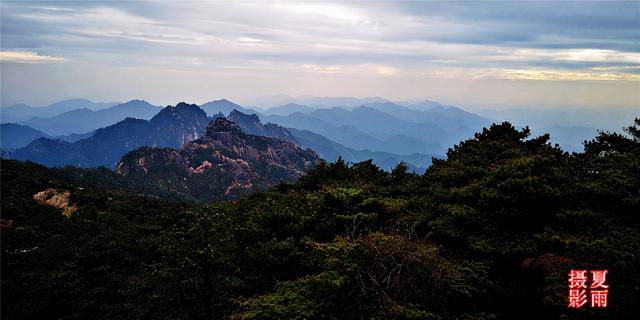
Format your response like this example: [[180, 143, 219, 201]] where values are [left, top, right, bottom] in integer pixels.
[[33, 188, 76, 217], [205, 118, 244, 137], [212, 112, 225, 120], [228, 109, 260, 125], [151, 102, 208, 124], [225, 109, 295, 142], [115, 116, 320, 201]]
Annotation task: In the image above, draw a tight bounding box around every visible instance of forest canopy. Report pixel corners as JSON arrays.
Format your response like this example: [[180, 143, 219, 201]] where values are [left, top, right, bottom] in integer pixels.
[[2, 119, 639, 320]]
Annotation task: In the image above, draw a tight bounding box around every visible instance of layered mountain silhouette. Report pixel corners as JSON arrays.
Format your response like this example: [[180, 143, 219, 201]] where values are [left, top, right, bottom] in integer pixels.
[[200, 99, 258, 117], [262, 103, 315, 116], [227, 110, 294, 141], [288, 128, 434, 173], [248, 95, 388, 108], [0, 123, 95, 149], [6, 101, 439, 172], [261, 106, 449, 154], [10, 103, 209, 168], [9, 97, 603, 172], [227, 109, 436, 172], [0, 123, 52, 149], [115, 118, 319, 201], [2, 96, 612, 156], [1, 98, 120, 122], [21, 100, 160, 136], [1, 97, 492, 158]]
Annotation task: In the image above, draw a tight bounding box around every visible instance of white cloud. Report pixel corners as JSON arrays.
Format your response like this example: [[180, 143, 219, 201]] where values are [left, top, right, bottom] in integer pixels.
[[426, 67, 640, 81], [302, 64, 341, 74], [376, 66, 399, 76], [0, 51, 64, 63], [485, 48, 640, 64]]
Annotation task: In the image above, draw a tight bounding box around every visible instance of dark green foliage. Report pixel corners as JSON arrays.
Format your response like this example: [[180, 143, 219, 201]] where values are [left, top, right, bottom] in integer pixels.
[[2, 119, 639, 319]]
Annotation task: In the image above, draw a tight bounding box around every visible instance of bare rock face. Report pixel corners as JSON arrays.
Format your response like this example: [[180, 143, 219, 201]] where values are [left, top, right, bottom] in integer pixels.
[[33, 188, 77, 217], [115, 118, 320, 202], [227, 110, 295, 141]]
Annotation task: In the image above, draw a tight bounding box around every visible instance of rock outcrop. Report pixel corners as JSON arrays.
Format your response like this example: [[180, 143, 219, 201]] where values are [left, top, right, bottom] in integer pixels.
[[115, 118, 320, 201], [33, 188, 77, 217]]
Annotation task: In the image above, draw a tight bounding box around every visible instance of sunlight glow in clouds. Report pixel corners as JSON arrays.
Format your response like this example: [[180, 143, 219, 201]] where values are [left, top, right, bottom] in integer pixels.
[[0, 51, 64, 63]]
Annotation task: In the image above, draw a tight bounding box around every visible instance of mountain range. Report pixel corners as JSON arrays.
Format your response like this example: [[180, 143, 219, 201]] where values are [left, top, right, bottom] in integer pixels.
[[227, 110, 436, 172], [3, 102, 439, 172], [2, 96, 614, 172], [20, 100, 160, 136], [2, 98, 489, 156], [240, 95, 389, 108], [9, 103, 210, 168], [1, 98, 120, 121], [200, 99, 258, 117], [260, 104, 486, 154], [0, 123, 52, 150], [0, 123, 96, 150]]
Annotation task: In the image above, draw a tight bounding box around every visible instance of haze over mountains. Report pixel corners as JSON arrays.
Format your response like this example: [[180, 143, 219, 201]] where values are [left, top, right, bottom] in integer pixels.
[[20, 100, 161, 136], [8, 103, 210, 168], [1, 99, 121, 121], [1, 96, 627, 173]]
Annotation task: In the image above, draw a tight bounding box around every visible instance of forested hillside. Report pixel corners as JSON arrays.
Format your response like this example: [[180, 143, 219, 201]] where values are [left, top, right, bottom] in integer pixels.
[[2, 120, 639, 319]]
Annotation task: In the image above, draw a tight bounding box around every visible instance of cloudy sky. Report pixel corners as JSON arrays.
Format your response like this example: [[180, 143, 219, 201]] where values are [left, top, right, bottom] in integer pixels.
[[1, 1, 638, 109]]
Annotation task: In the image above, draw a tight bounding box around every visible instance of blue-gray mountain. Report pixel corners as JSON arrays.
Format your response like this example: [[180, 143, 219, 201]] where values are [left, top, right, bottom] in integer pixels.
[[1, 98, 120, 122], [9, 103, 210, 168], [19, 100, 160, 136], [0, 123, 96, 150], [200, 99, 258, 117], [260, 104, 482, 154], [288, 128, 434, 173], [0, 123, 52, 150], [0, 97, 490, 157], [262, 103, 315, 116], [226, 109, 436, 172]]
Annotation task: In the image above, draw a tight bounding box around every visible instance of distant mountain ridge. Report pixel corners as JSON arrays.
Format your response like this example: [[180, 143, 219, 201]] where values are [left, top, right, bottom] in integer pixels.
[[226, 109, 436, 172], [288, 128, 435, 173], [0, 123, 95, 149], [244, 95, 388, 108], [2, 97, 490, 157], [115, 118, 320, 201], [0, 123, 52, 149], [200, 99, 258, 117], [261, 106, 449, 154], [1, 99, 120, 121], [5, 102, 439, 172], [262, 103, 315, 116], [21, 100, 160, 136], [227, 110, 295, 141]]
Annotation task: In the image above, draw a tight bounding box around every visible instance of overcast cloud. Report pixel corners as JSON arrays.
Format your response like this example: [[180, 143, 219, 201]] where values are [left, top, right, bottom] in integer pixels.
[[1, 1, 638, 109]]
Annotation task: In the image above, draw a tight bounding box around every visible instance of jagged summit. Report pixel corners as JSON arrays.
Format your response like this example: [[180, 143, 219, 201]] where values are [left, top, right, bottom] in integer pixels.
[[212, 112, 225, 119], [152, 102, 206, 122], [226, 109, 295, 141], [229, 109, 260, 123], [175, 101, 199, 108], [205, 118, 244, 136]]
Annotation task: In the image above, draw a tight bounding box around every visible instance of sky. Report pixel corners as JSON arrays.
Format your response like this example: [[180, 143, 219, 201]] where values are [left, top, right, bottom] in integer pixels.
[[1, 0, 639, 109]]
